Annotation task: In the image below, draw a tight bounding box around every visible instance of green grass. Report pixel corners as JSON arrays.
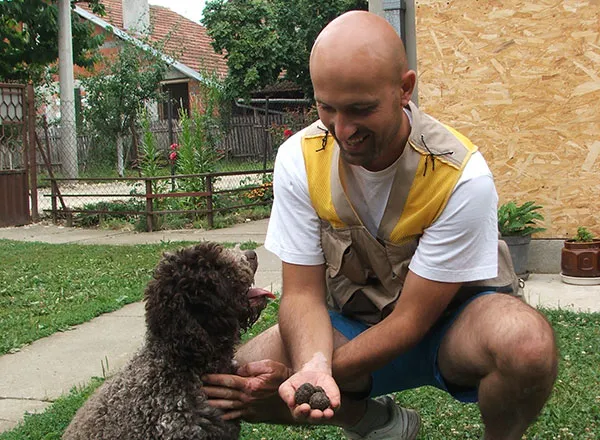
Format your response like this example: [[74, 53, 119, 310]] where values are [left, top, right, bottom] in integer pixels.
[[3, 307, 598, 439], [241, 308, 600, 439], [0, 378, 104, 440], [1, 241, 598, 438], [0, 239, 259, 356]]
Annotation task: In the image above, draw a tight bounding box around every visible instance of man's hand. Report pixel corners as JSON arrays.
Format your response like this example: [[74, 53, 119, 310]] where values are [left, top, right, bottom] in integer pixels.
[[202, 360, 291, 421], [279, 370, 341, 421]]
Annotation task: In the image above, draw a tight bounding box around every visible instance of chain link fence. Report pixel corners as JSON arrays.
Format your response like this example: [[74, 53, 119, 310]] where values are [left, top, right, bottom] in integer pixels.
[[35, 97, 313, 229]]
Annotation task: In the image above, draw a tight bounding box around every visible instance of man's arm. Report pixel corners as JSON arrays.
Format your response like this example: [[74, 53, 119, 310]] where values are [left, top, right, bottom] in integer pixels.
[[277, 261, 341, 419], [332, 270, 461, 384], [279, 262, 332, 371]]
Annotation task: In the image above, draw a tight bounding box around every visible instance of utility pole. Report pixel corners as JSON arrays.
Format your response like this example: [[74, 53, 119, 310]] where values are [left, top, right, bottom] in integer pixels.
[[58, 0, 79, 177], [369, 0, 418, 105]]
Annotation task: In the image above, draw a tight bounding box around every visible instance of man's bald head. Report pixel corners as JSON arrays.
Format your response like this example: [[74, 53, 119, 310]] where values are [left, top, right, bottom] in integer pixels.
[[310, 11, 408, 85]]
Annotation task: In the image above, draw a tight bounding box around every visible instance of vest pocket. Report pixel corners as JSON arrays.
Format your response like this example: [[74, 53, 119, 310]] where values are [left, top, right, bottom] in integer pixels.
[[320, 223, 368, 284]]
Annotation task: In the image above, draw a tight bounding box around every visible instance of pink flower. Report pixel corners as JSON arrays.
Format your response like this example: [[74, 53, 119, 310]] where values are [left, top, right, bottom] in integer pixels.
[[169, 151, 177, 161], [170, 143, 179, 151], [283, 129, 293, 138]]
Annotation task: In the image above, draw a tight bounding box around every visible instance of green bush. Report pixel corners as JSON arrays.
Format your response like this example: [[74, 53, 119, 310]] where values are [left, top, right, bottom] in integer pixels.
[[574, 226, 595, 242], [75, 199, 144, 227], [498, 200, 546, 237]]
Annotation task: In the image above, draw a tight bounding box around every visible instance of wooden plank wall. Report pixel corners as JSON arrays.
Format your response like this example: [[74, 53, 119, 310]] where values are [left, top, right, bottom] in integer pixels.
[[416, 0, 600, 238]]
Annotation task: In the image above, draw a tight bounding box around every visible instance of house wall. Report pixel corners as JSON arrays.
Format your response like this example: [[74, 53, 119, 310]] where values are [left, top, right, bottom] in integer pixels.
[[73, 25, 119, 78], [416, 0, 600, 239]]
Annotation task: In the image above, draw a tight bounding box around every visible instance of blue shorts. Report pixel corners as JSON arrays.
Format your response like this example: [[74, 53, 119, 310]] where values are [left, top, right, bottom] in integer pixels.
[[330, 291, 495, 403]]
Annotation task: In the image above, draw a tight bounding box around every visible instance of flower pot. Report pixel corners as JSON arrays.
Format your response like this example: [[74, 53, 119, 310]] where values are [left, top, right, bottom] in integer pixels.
[[501, 235, 531, 278], [561, 239, 600, 284]]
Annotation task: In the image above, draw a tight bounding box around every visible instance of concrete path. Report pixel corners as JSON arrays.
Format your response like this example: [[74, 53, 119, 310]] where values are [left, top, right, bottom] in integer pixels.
[[0, 219, 599, 433]]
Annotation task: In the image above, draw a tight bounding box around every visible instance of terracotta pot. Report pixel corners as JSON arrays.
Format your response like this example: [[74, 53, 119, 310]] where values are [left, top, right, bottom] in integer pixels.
[[561, 239, 600, 278]]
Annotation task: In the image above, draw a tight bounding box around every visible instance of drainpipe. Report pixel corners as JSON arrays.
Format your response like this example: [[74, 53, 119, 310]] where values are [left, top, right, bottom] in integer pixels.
[[370, 0, 418, 106]]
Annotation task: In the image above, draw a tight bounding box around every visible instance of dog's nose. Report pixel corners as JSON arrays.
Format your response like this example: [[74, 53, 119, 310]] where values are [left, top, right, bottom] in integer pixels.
[[244, 250, 258, 273]]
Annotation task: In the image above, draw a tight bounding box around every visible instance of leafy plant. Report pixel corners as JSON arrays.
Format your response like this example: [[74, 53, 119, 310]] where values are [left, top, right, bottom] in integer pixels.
[[0, 0, 105, 83], [74, 199, 145, 228], [498, 201, 546, 237], [202, 0, 368, 99], [82, 38, 168, 176], [574, 226, 595, 242]]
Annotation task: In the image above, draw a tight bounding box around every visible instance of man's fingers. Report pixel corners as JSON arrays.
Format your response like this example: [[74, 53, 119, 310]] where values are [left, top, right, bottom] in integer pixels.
[[202, 374, 246, 389], [237, 360, 273, 377], [278, 382, 296, 407], [220, 409, 245, 421], [291, 403, 312, 418], [202, 385, 246, 401], [206, 398, 246, 410], [321, 408, 335, 419]]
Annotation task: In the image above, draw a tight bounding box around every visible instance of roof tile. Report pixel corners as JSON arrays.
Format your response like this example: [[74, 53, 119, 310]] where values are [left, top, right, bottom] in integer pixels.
[[79, 0, 227, 77]]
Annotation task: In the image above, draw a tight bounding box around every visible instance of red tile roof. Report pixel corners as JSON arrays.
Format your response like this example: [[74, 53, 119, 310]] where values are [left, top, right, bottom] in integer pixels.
[[79, 0, 228, 78]]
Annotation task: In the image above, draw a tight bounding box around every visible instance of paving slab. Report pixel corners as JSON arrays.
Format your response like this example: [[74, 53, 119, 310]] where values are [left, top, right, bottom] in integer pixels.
[[523, 273, 600, 313], [0, 218, 270, 245], [0, 400, 51, 432]]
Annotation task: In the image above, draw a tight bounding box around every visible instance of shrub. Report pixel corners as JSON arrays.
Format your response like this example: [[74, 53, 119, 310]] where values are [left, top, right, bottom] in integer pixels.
[[498, 201, 546, 237], [574, 226, 595, 242]]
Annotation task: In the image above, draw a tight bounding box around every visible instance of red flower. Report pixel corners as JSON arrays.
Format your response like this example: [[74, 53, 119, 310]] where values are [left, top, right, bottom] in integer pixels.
[[170, 143, 179, 151], [283, 128, 293, 138], [169, 151, 178, 161]]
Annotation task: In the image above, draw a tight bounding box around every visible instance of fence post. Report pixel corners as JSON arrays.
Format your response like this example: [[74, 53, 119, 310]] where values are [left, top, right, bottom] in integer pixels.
[[51, 180, 58, 224], [206, 174, 214, 228], [145, 178, 154, 232], [262, 97, 270, 170], [167, 90, 175, 191]]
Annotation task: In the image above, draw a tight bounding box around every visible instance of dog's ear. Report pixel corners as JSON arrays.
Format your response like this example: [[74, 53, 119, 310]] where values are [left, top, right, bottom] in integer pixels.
[[143, 242, 253, 365], [144, 260, 218, 364]]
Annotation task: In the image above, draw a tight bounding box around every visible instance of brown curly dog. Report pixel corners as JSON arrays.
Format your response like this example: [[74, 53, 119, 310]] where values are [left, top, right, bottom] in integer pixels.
[[63, 242, 274, 440]]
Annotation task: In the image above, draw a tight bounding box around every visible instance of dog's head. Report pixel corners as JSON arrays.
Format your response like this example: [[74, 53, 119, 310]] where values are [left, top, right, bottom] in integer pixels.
[[144, 242, 274, 363]]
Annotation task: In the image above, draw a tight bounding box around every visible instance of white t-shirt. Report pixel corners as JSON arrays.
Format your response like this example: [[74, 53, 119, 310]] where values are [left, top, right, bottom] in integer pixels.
[[265, 125, 499, 284]]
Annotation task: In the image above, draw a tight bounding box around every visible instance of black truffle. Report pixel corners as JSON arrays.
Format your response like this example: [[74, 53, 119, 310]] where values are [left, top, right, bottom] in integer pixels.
[[294, 383, 316, 405], [294, 383, 331, 410], [309, 391, 331, 411]]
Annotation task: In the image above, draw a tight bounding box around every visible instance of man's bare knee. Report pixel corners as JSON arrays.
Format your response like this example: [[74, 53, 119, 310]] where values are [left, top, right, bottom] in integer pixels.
[[489, 305, 558, 384], [235, 324, 291, 366]]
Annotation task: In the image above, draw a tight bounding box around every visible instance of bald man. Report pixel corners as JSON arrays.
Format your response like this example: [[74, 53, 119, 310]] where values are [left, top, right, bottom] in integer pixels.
[[203, 11, 557, 440]]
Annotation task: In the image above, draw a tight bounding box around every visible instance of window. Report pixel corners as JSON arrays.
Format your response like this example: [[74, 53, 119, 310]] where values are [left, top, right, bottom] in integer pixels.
[[161, 82, 190, 119]]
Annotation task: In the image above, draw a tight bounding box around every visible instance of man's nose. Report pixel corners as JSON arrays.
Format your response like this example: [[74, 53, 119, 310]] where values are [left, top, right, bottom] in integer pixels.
[[332, 113, 357, 141]]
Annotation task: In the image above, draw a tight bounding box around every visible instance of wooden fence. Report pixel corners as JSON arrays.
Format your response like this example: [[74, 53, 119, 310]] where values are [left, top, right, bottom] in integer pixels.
[[39, 113, 301, 172], [42, 169, 273, 231]]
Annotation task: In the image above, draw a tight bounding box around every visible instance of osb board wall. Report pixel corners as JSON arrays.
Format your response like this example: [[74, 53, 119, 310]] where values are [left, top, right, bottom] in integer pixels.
[[415, 0, 600, 238]]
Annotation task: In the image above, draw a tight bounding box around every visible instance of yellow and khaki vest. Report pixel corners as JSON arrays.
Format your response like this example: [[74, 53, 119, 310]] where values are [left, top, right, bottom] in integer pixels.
[[301, 102, 519, 326]]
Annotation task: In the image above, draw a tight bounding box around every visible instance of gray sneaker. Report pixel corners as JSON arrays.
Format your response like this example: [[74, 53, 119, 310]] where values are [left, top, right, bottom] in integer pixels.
[[343, 395, 421, 440]]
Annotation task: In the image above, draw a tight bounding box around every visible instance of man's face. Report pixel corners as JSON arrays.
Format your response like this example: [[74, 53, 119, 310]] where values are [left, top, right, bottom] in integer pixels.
[[312, 66, 407, 172]]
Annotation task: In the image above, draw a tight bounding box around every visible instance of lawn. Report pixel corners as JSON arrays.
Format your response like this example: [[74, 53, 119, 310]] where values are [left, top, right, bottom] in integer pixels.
[[0, 239, 257, 356], [0, 241, 598, 439]]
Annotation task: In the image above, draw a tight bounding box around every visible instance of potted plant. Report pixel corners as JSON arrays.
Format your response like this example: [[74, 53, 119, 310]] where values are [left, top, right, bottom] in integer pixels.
[[498, 200, 546, 278], [561, 226, 600, 285]]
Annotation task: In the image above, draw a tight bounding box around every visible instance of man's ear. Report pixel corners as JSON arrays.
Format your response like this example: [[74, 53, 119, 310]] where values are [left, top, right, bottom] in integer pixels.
[[400, 70, 417, 106]]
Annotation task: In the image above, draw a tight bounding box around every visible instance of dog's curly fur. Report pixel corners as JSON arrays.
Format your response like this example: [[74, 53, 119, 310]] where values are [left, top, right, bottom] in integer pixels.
[[63, 242, 267, 440]]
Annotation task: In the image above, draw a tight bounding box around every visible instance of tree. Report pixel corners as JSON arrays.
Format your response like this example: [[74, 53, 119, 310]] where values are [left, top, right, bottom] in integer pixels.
[[83, 40, 168, 176], [202, 0, 368, 99], [0, 0, 105, 84]]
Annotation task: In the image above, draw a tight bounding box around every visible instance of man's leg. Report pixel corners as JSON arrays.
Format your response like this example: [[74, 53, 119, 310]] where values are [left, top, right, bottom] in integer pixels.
[[234, 324, 371, 427], [235, 321, 420, 440], [438, 294, 558, 440]]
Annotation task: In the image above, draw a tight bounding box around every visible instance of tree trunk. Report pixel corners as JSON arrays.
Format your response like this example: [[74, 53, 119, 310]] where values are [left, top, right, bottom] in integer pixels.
[[116, 135, 124, 177]]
